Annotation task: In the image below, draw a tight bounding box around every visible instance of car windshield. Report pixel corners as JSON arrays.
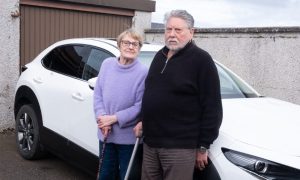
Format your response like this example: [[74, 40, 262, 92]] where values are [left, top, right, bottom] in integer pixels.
[[138, 51, 259, 99]]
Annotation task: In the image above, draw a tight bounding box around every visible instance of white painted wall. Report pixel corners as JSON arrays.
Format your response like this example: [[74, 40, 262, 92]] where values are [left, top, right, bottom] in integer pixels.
[[0, 0, 20, 131], [145, 28, 300, 105]]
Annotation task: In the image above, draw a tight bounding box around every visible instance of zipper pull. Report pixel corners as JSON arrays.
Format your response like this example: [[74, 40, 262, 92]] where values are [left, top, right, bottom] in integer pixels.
[[160, 59, 168, 74]]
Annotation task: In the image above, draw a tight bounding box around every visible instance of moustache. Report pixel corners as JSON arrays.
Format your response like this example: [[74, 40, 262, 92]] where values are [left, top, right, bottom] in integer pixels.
[[167, 39, 178, 44]]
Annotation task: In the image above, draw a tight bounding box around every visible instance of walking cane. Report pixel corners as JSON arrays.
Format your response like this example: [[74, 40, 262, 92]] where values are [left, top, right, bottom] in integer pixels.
[[96, 136, 108, 180], [124, 137, 140, 180]]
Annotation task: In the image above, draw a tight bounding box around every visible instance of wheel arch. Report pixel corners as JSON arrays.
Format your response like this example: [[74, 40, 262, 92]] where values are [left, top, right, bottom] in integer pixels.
[[14, 85, 43, 128], [14, 85, 48, 159]]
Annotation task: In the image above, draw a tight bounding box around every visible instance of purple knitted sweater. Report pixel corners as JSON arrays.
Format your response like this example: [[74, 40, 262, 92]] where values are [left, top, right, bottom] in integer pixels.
[[93, 57, 148, 144]]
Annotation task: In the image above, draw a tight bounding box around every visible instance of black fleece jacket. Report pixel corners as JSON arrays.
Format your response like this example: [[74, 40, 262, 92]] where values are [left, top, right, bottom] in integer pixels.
[[141, 41, 223, 149]]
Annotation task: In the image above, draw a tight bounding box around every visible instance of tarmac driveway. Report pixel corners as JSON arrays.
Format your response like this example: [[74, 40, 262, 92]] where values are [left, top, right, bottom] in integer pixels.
[[0, 129, 92, 180]]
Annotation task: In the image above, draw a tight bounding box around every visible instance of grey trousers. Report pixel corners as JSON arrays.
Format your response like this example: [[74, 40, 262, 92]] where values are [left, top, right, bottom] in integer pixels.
[[142, 143, 196, 180]]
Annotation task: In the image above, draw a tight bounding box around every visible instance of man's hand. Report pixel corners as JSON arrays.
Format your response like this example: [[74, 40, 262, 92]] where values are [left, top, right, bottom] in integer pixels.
[[133, 121, 143, 137], [195, 151, 208, 171]]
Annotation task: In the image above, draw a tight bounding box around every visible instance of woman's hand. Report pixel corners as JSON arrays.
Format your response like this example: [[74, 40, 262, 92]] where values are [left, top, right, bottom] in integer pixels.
[[100, 126, 111, 138], [98, 115, 117, 128], [133, 121, 143, 137], [97, 116, 113, 138]]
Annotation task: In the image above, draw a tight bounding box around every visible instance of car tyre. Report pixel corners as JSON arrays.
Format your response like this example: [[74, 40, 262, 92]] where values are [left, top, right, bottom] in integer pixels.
[[15, 104, 46, 159]]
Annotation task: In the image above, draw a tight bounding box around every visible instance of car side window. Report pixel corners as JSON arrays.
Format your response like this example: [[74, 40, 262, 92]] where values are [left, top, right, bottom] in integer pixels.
[[82, 47, 113, 81], [43, 45, 86, 78], [217, 65, 245, 98]]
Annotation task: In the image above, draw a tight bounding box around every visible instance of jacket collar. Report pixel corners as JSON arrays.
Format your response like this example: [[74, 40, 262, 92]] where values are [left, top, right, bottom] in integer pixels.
[[162, 40, 194, 58]]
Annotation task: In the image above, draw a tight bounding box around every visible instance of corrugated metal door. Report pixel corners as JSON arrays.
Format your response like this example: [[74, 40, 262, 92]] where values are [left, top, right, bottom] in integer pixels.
[[20, 1, 133, 66]]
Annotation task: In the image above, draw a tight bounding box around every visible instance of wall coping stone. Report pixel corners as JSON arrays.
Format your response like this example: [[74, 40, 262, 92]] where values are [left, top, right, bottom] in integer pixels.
[[146, 26, 300, 34]]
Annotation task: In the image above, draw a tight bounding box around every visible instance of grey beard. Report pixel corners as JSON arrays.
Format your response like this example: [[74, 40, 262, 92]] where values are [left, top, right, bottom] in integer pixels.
[[166, 40, 192, 52]]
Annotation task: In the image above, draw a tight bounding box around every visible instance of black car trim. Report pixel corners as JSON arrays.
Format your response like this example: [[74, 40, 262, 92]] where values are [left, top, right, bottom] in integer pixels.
[[40, 126, 98, 178]]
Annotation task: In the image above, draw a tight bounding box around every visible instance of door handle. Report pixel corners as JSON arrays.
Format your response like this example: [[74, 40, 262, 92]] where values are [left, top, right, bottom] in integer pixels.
[[33, 77, 43, 84], [72, 92, 84, 101]]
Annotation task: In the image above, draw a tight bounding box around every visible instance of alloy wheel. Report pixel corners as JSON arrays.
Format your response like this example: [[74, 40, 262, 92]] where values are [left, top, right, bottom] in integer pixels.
[[17, 112, 35, 152]]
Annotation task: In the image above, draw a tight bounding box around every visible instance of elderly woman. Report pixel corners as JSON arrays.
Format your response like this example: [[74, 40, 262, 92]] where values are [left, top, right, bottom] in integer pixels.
[[93, 29, 147, 180]]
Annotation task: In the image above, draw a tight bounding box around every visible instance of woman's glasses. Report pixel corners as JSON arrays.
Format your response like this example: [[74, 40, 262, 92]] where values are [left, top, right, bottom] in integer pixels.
[[121, 40, 140, 48]]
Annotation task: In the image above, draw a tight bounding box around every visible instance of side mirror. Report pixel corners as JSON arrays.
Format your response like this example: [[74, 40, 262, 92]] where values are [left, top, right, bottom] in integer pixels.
[[88, 77, 97, 90]]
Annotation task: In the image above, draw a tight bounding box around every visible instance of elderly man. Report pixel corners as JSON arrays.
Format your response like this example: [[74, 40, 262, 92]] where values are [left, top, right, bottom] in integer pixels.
[[137, 10, 223, 180]]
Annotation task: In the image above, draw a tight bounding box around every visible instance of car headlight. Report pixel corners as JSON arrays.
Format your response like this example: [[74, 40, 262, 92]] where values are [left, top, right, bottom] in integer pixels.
[[222, 148, 300, 179]]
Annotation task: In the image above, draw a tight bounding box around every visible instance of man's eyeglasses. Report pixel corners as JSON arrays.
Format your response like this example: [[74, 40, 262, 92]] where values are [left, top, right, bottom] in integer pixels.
[[121, 40, 140, 48]]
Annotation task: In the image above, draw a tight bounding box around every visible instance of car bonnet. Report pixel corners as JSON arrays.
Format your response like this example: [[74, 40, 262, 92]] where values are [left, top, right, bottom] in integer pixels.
[[221, 97, 300, 157]]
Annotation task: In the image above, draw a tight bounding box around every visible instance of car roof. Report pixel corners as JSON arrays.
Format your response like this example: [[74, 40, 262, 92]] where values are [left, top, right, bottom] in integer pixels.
[[86, 38, 163, 52], [54, 38, 163, 52]]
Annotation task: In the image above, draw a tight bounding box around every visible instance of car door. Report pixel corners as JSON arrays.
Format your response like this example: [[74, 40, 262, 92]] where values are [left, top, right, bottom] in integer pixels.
[[66, 46, 115, 156], [40, 44, 90, 141]]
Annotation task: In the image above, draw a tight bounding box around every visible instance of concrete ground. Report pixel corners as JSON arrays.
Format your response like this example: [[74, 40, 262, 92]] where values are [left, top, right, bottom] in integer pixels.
[[0, 129, 93, 180]]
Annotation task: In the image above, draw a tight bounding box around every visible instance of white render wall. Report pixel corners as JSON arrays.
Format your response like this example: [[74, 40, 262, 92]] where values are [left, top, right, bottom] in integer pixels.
[[0, 0, 20, 131], [145, 27, 300, 105], [132, 11, 152, 39]]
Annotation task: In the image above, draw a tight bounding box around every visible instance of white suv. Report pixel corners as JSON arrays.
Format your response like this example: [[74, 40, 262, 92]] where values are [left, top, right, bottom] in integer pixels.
[[14, 38, 300, 179]]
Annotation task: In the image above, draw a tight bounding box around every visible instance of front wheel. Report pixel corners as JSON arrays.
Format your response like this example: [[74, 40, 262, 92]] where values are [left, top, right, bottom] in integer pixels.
[[15, 104, 46, 159]]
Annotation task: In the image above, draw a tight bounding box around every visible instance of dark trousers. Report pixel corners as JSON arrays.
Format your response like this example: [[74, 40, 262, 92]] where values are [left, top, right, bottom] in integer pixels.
[[98, 141, 134, 180], [142, 143, 196, 180]]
